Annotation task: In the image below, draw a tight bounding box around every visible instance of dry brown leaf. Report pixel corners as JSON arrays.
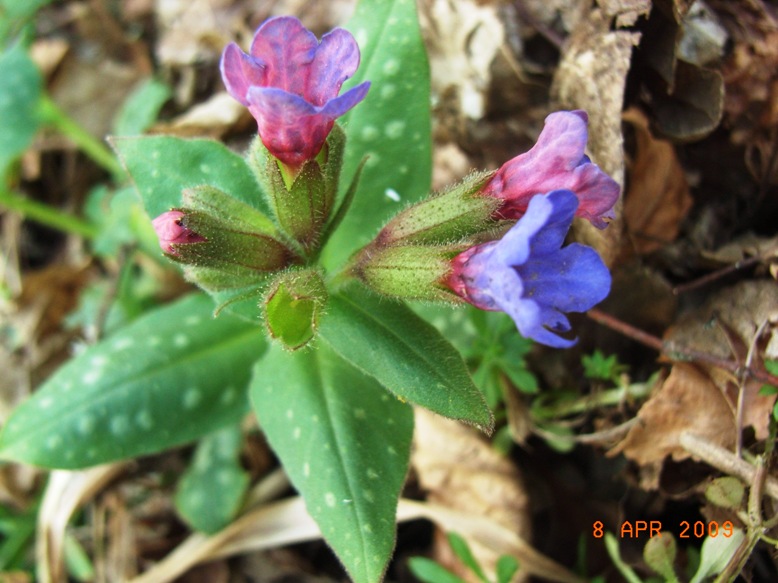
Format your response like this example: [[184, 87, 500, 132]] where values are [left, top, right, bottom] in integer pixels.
[[701, 233, 778, 279], [29, 39, 70, 78], [712, 1, 778, 135], [50, 56, 142, 140], [412, 408, 530, 582], [611, 363, 737, 467], [552, 7, 639, 265], [596, 0, 651, 27], [665, 280, 778, 439], [613, 280, 778, 482], [155, 0, 239, 67], [431, 142, 471, 191], [622, 108, 693, 255], [418, 0, 505, 120], [152, 92, 249, 138]]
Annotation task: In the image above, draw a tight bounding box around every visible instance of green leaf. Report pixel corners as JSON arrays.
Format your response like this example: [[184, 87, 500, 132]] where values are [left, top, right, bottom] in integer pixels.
[[0, 0, 53, 44], [603, 533, 643, 583], [319, 287, 493, 432], [704, 476, 745, 510], [64, 534, 95, 582], [111, 135, 270, 219], [447, 532, 488, 583], [689, 528, 745, 583], [0, 45, 43, 179], [250, 343, 413, 583], [408, 557, 467, 583], [0, 294, 265, 468], [496, 555, 520, 583], [643, 534, 679, 583], [323, 0, 432, 269], [112, 78, 171, 136], [174, 425, 249, 534]]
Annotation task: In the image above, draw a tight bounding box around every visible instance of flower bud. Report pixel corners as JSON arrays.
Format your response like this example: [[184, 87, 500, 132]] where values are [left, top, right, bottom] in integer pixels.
[[172, 209, 298, 272], [263, 269, 327, 350], [351, 244, 464, 302], [152, 210, 207, 254], [151, 185, 301, 288]]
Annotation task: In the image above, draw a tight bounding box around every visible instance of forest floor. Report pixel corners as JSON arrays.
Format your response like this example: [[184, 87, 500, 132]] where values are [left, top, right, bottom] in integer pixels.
[[2, 0, 778, 582]]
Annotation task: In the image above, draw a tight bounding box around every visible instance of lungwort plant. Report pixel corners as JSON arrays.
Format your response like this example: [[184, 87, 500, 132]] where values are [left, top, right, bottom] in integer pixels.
[[0, 1, 619, 581]]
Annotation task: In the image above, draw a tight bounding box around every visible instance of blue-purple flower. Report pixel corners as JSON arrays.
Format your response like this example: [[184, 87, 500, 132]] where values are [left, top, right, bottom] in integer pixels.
[[482, 110, 619, 228], [220, 16, 370, 169], [446, 189, 611, 347]]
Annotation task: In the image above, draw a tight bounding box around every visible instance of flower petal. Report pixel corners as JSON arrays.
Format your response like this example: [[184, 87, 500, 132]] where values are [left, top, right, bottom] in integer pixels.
[[518, 243, 611, 313], [249, 16, 318, 96], [484, 110, 619, 227], [319, 81, 371, 118], [247, 87, 330, 167], [220, 43, 266, 106], [306, 28, 362, 106]]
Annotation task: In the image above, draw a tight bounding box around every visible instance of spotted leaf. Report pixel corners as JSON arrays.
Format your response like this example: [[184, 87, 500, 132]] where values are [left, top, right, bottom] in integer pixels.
[[321, 0, 432, 269], [250, 343, 413, 583], [0, 294, 265, 469]]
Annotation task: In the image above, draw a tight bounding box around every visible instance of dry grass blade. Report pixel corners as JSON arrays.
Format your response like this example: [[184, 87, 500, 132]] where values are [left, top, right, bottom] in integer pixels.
[[36, 463, 127, 583], [129, 497, 321, 583]]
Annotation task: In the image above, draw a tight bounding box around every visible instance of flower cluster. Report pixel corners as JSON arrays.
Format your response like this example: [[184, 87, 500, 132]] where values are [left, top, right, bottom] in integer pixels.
[[444, 111, 619, 346], [354, 110, 619, 347], [149, 14, 619, 349]]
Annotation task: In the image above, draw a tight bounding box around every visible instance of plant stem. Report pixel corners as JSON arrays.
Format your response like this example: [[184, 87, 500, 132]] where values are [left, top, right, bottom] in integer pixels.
[[587, 308, 778, 387], [38, 95, 125, 180], [0, 188, 98, 238]]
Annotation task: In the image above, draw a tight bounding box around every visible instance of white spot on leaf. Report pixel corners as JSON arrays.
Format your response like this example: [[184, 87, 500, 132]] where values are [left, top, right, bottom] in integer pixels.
[[361, 126, 379, 141], [183, 388, 202, 409], [110, 415, 129, 435], [325, 492, 336, 508], [385, 120, 405, 139], [382, 59, 400, 75]]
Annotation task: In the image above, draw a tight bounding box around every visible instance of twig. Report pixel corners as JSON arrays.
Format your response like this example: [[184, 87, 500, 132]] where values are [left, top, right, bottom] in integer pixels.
[[672, 257, 761, 295], [679, 432, 778, 502], [586, 308, 778, 387]]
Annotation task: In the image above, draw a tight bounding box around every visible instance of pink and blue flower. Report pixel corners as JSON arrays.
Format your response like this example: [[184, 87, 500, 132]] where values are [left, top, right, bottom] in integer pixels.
[[221, 16, 370, 169], [447, 189, 611, 347]]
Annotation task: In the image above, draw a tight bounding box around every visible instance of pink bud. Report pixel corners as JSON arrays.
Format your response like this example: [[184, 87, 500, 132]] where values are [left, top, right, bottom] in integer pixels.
[[152, 210, 206, 254]]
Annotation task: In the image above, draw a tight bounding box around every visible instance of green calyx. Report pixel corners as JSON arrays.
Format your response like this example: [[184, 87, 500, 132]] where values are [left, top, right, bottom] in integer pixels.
[[374, 170, 499, 246], [351, 244, 465, 303], [263, 269, 328, 350], [250, 125, 345, 253]]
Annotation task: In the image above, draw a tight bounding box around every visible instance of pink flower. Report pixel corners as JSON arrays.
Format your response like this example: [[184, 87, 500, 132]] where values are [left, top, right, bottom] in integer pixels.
[[483, 111, 619, 228], [152, 210, 206, 254], [220, 16, 370, 169]]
